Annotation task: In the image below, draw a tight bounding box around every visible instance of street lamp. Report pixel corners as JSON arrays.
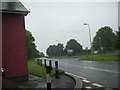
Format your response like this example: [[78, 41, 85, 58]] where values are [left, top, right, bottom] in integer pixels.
[[83, 23, 92, 55], [99, 37, 102, 51], [99, 37, 103, 53], [56, 40, 61, 57]]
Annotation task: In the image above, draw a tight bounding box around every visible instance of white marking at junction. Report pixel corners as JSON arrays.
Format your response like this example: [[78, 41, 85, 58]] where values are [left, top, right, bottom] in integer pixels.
[[78, 76, 87, 80], [82, 79, 91, 83], [85, 86, 92, 89], [65, 72, 86, 80], [92, 83, 103, 87], [104, 70, 109, 72]]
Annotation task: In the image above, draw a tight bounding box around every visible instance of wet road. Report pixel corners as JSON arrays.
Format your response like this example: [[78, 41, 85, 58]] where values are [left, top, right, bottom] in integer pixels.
[[48, 58, 119, 88]]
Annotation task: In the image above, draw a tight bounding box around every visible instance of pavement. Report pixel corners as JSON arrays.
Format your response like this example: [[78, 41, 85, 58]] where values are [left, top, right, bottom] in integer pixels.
[[20, 73, 82, 89]]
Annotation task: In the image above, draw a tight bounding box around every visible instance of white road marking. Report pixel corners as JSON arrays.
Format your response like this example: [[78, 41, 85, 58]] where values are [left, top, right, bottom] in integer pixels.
[[92, 83, 103, 87], [82, 79, 91, 83], [78, 76, 87, 80], [63, 63, 119, 74], [85, 86, 92, 89], [104, 70, 109, 71], [65, 72, 86, 80]]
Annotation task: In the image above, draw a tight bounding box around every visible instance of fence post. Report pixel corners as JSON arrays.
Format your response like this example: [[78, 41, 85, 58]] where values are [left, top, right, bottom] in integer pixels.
[[55, 61, 60, 78], [49, 60, 52, 70], [37, 59, 40, 65], [44, 59, 46, 68], [40, 59, 42, 66], [46, 66, 51, 90]]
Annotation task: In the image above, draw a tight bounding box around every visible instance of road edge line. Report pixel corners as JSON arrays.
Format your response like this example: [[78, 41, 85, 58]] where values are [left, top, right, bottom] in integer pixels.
[[65, 72, 83, 90]]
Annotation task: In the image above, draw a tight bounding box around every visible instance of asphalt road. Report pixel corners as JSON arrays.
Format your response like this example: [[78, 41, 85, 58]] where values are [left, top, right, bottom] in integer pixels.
[[47, 58, 119, 89]]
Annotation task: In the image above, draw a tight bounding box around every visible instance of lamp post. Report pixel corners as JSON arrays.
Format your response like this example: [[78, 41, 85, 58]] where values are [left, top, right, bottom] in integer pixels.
[[56, 40, 61, 57], [83, 23, 92, 55], [99, 37, 103, 53], [99, 37, 102, 51]]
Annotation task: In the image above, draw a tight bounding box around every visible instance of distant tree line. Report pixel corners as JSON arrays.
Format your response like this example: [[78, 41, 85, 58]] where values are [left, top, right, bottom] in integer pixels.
[[25, 30, 44, 59], [46, 26, 119, 56], [25, 26, 119, 58], [116, 27, 120, 50], [46, 39, 83, 57]]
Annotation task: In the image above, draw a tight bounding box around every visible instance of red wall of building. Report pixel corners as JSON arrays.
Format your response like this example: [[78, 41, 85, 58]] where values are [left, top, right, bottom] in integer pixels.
[[2, 14, 28, 78]]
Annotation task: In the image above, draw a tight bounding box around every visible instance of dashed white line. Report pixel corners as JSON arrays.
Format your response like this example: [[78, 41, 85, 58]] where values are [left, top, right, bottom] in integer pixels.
[[85, 86, 92, 89], [92, 83, 103, 87], [63, 63, 119, 74], [65, 72, 105, 88], [65, 72, 86, 80], [82, 79, 91, 83], [77, 76, 86, 80]]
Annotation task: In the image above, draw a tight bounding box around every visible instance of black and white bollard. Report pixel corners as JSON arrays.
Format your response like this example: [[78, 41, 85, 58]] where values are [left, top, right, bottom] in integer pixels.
[[46, 66, 51, 90], [44, 59, 47, 68], [49, 60, 52, 70], [55, 61, 60, 78]]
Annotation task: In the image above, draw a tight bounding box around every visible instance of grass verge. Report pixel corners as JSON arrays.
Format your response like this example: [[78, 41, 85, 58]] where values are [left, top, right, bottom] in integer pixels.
[[49, 55, 119, 61], [28, 59, 63, 78], [78, 55, 119, 61], [13, 86, 29, 90]]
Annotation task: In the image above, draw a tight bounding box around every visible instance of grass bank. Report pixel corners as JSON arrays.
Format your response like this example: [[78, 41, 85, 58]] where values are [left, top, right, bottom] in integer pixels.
[[28, 59, 63, 78], [78, 55, 119, 61], [49, 55, 119, 61], [13, 86, 29, 90]]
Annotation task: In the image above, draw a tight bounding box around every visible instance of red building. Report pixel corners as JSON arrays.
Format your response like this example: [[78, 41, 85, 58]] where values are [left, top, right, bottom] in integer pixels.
[[1, 2, 29, 82]]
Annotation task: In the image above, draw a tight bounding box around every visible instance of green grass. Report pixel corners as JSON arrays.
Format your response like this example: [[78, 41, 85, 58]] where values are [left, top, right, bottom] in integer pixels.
[[49, 55, 119, 61], [13, 86, 30, 90], [28, 59, 63, 78], [78, 55, 119, 61]]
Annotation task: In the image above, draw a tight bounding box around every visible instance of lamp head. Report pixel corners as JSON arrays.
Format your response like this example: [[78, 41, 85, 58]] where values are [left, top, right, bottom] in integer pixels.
[[83, 23, 88, 25]]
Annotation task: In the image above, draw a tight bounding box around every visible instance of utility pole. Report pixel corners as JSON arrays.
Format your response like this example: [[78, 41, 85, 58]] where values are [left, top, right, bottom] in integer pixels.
[[56, 40, 61, 57], [83, 23, 92, 56]]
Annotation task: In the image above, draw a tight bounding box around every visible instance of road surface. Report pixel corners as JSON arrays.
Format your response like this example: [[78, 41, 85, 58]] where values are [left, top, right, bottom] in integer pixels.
[[47, 58, 119, 89]]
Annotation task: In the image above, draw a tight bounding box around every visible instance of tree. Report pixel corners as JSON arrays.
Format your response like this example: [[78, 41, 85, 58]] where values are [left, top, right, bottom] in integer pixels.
[[46, 39, 82, 56], [65, 39, 82, 55], [57, 43, 64, 56], [46, 43, 64, 57], [46, 45, 58, 57], [25, 30, 44, 59], [117, 28, 120, 50], [39, 52, 45, 57], [114, 27, 120, 50], [92, 26, 116, 52]]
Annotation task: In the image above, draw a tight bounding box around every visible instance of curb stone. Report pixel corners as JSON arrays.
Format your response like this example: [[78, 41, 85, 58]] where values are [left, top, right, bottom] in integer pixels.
[[65, 72, 82, 90]]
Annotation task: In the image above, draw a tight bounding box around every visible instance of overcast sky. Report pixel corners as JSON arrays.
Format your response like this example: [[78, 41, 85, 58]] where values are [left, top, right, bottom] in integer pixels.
[[21, 1, 118, 55]]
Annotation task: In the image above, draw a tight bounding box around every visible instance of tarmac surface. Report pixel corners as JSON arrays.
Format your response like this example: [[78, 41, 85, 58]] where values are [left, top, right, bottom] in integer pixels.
[[49, 58, 119, 88], [20, 74, 76, 89]]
